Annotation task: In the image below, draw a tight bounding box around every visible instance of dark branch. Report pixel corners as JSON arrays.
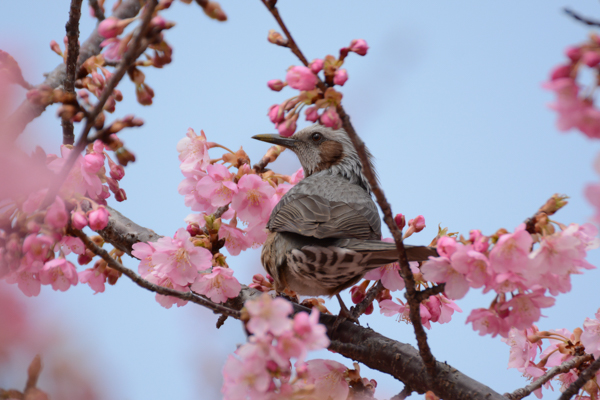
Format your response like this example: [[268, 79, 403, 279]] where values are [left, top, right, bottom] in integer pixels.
[[557, 356, 600, 400], [62, 0, 83, 145], [89, 0, 106, 21], [564, 8, 600, 27], [415, 284, 446, 303], [391, 385, 413, 400], [3, 0, 142, 141], [69, 227, 241, 318], [505, 355, 593, 400], [352, 280, 383, 319]]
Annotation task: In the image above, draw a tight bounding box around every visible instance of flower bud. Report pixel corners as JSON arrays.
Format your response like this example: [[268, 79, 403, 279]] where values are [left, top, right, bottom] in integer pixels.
[[349, 39, 369, 56], [267, 29, 287, 46], [350, 280, 369, 304], [98, 16, 134, 39], [114, 188, 127, 202], [268, 104, 285, 123], [408, 215, 426, 232], [309, 58, 324, 74], [286, 66, 318, 91], [187, 223, 202, 237], [88, 207, 110, 231], [71, 211, 88, 230], [333, 69, 348, 86], [202, 1, 227, 21], [267, 79, 285, 91], [565, 46, 582, 62], [304, 106, 319, 123], [319, 107, 342, 129], [583, 51, 600, 68], [364, 302, 374, 315], [277, 113, 298, 137], [394, 213, 406, 230]]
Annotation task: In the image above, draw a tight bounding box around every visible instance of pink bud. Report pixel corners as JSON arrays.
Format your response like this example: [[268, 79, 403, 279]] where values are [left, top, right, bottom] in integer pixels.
[[394, 213, 406, 230], [114, 188, 127, 202], [349, 39, 369, 56], [49, 40, 63, 56], [350, 284, 366, 304], [285, 66, 318, 91], [78, 252, 93, 265], [309, 59, 324, 74], [267, 29, 287, 46], [71, 211, 88, 230], [550, 64, 572, 81], [88, 207, 110, 231], [565, 46, 582, 62], [408, 215, 425, 232], [276, 115, 298, 137], [304, 106, 319, 122], [333, 69, 348, 86], [136, 84, 154, 105], [267, 79, 285, 91], [583, 51, 600, 67], [98, 17, 125, 39], [266, 274, 274, 283], [364, 302, 374, 315], [268, 104, 284, 123], [187, 224, 201, 237], [108, 157, 125, 180], [319, 107, 342, 129]]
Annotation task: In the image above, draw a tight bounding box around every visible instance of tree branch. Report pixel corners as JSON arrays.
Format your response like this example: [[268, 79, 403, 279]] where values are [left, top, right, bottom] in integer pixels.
[[564, 8, 600, 27], [62, 0, 83, 145], [505, 355, 593, 400], [557, 356, 600, 400], [68, 226, 241, 318], [352, 280, 383, 319], [40, 0, 158, 211], [3, 0, 141, 141], [259, 0, 438, 385], [89, 0, 106, 21], [415, 284, 446, 303], [391, 385, 413, 400]]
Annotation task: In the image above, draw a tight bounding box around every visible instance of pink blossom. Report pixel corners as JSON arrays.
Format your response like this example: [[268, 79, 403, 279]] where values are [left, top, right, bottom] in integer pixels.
[[5, 270, 41, 297], [88, 207, 110, 230], [451, 247, 491, 289], [489, 226, 532, 274], [285, 66, 317, 91], [152, 228, 213, 286], [293, 308, 329, 355], [320, 107, 342, 129], [132, 241, 156, 278], [22, 234, 54, 266], [48, 146, 105, 199], [100, 38, 125, 62], [304, 106, 319, 122], [529, 228, 582, 275], [146, 273, 189, 309], [195, 163, 238, 207], [222, 353, 271, 400], [267, 79, 285, 91], [79, 268, 106, 293], [437, 236, 458, 258], [191, 267, 241, 303], [245, 293, 292, 337], [218, 221, 250, 256], [581, 309, 600, 358], [277, 117, 297, 137], [333, 69, 348, 86], [290, 167, 304, 184], [379, 298, 408, 318], [71, 211, 88, 230], [299, 359, 349, 400], [466, 308, 509, 338], [57, 236, 85, 255], [363, 262, 408, 291], [437, 294, 462, 324], [268, 104, 284, 124], [231, 174, 275, 226], [501, 290, 555, 330], [502, 327, 541, 372], [98, 16, 132, 38], [409, 215, 426, 232], [177, 128, 210, 178], [583, 51, 600, 67], [178, 177, 216, 213], [349, 39, 369, 56], [421, 257, 469, 299], [39, 258, 78, 291], [586, 182, 600, 225], [309, 58, 324, 74], [44, 196, 68, 229], [244, 223, 269, 249]]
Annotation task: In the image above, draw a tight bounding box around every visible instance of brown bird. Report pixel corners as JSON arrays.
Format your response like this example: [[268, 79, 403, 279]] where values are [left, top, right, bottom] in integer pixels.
[[252, 125, 436, 317]]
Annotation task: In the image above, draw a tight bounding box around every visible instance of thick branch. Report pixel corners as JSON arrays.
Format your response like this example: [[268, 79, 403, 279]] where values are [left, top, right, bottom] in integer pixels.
[[557, 356, 600, 400], [69, 227, 241, 318], [505, 355, 593, 400], [3, 0, 141, 141], [260, 0, 437, 384], [62, 0, 83, 145]]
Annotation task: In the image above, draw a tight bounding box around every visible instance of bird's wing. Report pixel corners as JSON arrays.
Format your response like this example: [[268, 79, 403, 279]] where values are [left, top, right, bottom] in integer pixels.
[[268, 175, 381, 240]]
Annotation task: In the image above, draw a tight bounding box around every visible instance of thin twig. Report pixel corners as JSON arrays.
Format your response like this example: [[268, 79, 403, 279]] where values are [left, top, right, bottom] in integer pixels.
[[391, 385, 413, 400], [260, 0, 438, 381], [40, 0, 158, 211], [62, 0, 83, 145], [69, 227, 242, 318], [89, 0, 106, 21], [505, 355, 593, 400], [352, 281, 383, 319], [557, 356, 600, 400], [415, 284, 446, 303], [564, 8, 600, 27]]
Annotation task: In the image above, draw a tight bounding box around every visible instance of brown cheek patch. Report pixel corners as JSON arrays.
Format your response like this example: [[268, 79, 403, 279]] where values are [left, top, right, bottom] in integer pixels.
[[314, 141, 344, 173]]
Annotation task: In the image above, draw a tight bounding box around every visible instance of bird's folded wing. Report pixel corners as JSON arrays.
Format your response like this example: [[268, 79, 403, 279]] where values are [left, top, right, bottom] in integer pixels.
[[268, 193, 380, 240], [338, 239, 439, 263]]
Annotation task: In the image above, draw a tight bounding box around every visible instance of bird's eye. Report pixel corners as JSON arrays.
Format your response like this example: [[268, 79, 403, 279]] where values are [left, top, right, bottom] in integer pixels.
[[311, 132, 323, 142]]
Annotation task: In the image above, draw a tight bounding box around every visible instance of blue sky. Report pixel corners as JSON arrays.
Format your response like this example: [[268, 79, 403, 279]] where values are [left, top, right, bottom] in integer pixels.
[[2, 1, 600, 399]]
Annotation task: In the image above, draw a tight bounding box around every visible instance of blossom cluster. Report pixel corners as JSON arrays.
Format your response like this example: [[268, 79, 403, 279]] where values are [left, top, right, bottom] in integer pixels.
[[222, 294, 376, 400], [132, 127, 303, 308], [503, 308, 600, 398], [0, 140, 127, 297], [421, 218, 598, 338], [266, 38, 369, 136]]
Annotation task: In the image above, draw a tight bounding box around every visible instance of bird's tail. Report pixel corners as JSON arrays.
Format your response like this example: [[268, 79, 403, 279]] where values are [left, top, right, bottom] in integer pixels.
[[340, 239, 438, 265]]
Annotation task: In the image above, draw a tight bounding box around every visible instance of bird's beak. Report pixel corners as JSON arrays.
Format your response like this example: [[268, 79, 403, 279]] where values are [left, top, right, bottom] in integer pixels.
[[252, 134, 297, 149]]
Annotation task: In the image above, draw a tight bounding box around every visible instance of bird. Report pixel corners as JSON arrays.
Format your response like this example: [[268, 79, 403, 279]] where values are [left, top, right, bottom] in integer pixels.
[[252, 124, 437, 318]]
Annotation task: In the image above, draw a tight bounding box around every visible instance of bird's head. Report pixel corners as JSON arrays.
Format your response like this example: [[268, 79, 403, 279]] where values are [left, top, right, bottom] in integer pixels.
[[252, 124, 377, 192]]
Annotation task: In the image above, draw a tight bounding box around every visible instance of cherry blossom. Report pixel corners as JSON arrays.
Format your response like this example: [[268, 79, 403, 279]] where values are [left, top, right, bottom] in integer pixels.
[[286, 66, 317, 91], [177, 128, 211, 178], [191, 266, 241, 303], [218, 220, 250, 256], [298, 359, 349, 400], [152, 228, 213, 285], [39, 258, 78, 291], [231, 174, 275, 226], [245, 293, 292, 337], [131, 241, 156, 278], [349, 39, 369, 56], [195, 163, 238, 208], [421, 256, 469, 300], [581, 309, 600, 358], [88, 207, 110, 230], [488, 226, 532, 274], [146, 273, 189, 309], [79, 267, 107, 294], [466, 308, 509, 338]]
